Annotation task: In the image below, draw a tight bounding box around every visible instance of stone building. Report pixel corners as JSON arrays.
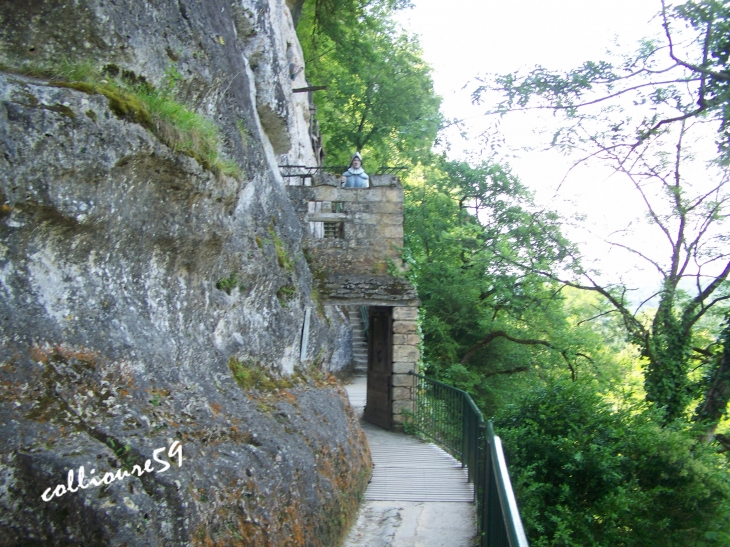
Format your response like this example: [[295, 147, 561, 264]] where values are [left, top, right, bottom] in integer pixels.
[[286, 173, 420, 429]]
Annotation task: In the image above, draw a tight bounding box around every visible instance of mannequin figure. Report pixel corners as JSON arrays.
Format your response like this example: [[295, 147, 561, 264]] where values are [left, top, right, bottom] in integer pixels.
[[341, 152, 369, 188]]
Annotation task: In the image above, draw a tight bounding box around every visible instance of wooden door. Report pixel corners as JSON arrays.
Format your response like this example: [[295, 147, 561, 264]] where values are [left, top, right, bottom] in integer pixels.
[[364, 306, 393, 429]]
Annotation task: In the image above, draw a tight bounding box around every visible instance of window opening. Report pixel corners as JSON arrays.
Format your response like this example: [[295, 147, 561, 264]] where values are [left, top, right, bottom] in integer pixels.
[[323, 222, 344, 239]]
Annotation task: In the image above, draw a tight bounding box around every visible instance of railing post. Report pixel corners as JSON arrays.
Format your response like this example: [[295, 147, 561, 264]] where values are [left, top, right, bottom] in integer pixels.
[[461, 396, 468, 469]]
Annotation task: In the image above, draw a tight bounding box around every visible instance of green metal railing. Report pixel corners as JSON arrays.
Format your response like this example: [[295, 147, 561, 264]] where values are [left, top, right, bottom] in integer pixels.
[[408, 371, 529, 547]]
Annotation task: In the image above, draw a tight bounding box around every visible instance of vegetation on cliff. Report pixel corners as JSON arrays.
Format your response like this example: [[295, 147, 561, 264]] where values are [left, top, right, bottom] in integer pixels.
[[8, 60, 243, 177]]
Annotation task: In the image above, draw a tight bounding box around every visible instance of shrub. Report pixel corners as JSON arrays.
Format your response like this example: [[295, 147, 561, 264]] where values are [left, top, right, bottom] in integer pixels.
[[493, 380, 730, 547]]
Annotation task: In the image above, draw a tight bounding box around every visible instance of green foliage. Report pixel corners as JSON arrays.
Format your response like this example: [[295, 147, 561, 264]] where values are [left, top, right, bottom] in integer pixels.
[[269, 227, 294, 272], [695, 313, 730, 427], [107, 439, 135, 472], [135, 86, 239, 176], [16, 60, 241, 177], [494, 380, 730, 547], [227, 358, 292, 392], [310, 287, 328, 321], [469, 0, 730, 425], [401, 158, 619, 414], [276, 284, 297, 306], [215, 272, 247, 295], [401, 408, 418, 435], [297, 0, 441, 167]]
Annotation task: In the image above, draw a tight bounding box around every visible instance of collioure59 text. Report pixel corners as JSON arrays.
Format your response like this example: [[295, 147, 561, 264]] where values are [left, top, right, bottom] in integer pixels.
[[41, 441, 183, 502]]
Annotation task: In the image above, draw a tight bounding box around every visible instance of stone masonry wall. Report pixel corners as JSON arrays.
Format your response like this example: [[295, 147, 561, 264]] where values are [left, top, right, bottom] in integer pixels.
[[391, 306, 420, 428], [286, 174, 404, 275]]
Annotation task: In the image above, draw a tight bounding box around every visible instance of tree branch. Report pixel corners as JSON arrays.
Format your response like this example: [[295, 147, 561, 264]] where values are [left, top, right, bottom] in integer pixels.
[[460, 330, 552, 364]]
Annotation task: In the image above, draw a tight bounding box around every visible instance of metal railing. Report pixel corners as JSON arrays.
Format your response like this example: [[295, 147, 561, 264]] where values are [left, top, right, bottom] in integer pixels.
[[408, 372, 529, 547], [279, 164, 408, 180]]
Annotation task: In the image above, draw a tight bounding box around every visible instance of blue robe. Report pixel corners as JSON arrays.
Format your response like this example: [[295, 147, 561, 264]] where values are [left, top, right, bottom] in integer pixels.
[[342, 167, 369, 188]]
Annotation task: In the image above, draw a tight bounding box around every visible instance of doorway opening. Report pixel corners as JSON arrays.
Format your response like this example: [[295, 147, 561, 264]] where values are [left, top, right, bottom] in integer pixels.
[[363, 306, 393, 430]]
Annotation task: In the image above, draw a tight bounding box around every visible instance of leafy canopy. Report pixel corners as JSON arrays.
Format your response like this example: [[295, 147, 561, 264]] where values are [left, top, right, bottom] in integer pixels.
[[402, 158, 626, 413], [472, 0, 730, 164], [297, 0, 441, 168], [471, 0, 730, 426], [494, 380, 730, 547]]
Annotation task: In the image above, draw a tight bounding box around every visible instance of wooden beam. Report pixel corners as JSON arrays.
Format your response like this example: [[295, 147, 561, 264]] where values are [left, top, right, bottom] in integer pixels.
[[292, 85, 328, 93]]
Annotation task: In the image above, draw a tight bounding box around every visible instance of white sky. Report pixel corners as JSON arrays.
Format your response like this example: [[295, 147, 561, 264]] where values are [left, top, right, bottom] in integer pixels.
[[395, 0, 694, 302]]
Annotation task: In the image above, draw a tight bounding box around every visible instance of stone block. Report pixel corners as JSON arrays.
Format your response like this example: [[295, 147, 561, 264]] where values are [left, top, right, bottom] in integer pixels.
[[393, 320, 418, 334], [393, 333, 420, 346], [393, 361, 415, 374], [393, 399, 415, 414], [371, 201, 404, 214], [385, 188, 404, 203], [360, 188, 388, 202], [359, 213, 402, 226], [370, 175, 399, 187], [392, 386, 411, 400], [352, 212, 382, 225], [392, 374, 414, 387], [381, 225, 403, 239], [393, 345, 419, 362], [393, 307, 418, 321]]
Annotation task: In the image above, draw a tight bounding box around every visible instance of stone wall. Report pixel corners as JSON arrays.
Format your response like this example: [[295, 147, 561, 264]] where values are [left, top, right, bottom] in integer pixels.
[[391, 306, 420, 427], [286, 174, 420, 429], [286, 174, 404, 275]]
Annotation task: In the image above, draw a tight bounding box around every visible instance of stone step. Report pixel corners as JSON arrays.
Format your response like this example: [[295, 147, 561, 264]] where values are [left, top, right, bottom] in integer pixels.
[[348, 306, 369, 372]]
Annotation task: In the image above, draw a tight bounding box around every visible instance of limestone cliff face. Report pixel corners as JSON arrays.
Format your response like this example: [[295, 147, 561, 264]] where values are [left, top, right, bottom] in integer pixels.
[[0, 1, 369, 545]]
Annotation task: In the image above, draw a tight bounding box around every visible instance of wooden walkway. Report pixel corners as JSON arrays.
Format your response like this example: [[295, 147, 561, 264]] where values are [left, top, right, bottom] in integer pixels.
[[345, 376, 474, 503]]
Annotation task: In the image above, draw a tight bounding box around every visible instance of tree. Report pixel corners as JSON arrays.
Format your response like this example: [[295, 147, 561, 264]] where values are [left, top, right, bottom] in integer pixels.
[[402, 159, 623, 412], [472, 0, 730, 164], [494, 380, 730, 547], [470, 0, 730, 428], [297, 0, 442, 167], [487, 120, 730, 425]]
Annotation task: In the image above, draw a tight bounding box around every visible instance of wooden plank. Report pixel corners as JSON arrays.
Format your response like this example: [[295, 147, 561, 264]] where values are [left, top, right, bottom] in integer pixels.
[[347, 376, 474, 503]]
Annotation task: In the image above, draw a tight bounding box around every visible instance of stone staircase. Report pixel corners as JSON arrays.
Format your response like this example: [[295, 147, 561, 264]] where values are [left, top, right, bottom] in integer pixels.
[[348, 306, 368, 375]]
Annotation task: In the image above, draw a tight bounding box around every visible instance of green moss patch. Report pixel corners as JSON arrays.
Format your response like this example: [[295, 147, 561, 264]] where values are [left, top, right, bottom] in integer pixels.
[[227, 358, 293, 392], [276, 284, 296, 306], [215, 272, 247, 295], [269, 226, 294, 272]]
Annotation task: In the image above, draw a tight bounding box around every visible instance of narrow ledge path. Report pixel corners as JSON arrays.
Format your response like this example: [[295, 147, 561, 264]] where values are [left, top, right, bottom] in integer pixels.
[[343, 376, 477, 547]]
